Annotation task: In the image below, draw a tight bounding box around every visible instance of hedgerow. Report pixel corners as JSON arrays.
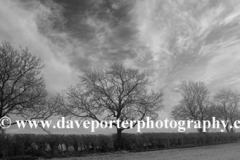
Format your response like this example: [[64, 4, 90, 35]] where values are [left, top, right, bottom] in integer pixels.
[[0, 132, 240, 159]]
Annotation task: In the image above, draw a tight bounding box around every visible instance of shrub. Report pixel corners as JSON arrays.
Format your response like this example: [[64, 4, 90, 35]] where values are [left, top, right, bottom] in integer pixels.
[[1, 132, 240, 159]]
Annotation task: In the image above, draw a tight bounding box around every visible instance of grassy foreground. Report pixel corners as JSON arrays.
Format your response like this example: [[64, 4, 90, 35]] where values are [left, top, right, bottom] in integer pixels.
[[50, 142, 240, 160]]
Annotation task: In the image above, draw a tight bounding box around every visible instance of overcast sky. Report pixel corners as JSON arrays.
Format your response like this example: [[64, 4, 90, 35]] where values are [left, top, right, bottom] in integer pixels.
[[2, 0, 240, 134]]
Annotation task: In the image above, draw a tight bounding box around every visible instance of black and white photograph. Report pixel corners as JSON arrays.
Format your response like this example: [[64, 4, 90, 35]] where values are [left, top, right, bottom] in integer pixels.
[[1, 0, 240, 159]]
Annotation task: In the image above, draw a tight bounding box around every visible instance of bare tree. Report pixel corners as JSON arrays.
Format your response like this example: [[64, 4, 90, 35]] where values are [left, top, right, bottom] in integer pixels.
[[213, 89, 240, 132], [171, 80, 212, 133], [0, 42, 58, 132], [57, 63, 164, 150]]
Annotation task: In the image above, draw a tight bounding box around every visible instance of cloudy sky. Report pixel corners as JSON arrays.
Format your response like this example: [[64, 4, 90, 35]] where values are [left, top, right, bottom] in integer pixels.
[[2, 0, 240, 134]]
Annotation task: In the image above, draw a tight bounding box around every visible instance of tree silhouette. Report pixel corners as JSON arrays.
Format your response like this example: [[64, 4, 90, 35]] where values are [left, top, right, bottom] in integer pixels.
[[171, 80, 213, 133], [57, 63, 164, 150], [0, 42, 58, 132], [213, 89, 240, 132]]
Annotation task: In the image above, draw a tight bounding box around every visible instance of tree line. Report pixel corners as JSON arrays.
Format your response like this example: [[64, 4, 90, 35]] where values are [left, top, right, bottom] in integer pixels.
[[1, 42, 239, 151], [171, 80, 240, 133]]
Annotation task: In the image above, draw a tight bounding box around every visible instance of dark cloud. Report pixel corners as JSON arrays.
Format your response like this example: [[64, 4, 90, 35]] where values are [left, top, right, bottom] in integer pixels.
[[2, 0, 240, 134], [35, 0, 137, 70]]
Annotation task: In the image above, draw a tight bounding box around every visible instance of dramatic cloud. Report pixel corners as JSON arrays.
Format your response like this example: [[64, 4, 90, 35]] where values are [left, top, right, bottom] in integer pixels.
[[0, 0, 77, 94], [132, 0, 240, 107], [1, 0, 240, 133]]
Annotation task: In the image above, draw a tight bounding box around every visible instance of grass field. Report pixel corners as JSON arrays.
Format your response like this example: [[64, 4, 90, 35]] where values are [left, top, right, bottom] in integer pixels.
[[51, 142, 240, 160]]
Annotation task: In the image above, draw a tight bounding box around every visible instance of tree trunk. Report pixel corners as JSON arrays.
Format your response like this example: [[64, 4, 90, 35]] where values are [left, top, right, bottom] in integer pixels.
[[225, 123, 230, 132], [116, 129, 123, 151], [230, 122, 234, 133], [197, 128, 203, 133]]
